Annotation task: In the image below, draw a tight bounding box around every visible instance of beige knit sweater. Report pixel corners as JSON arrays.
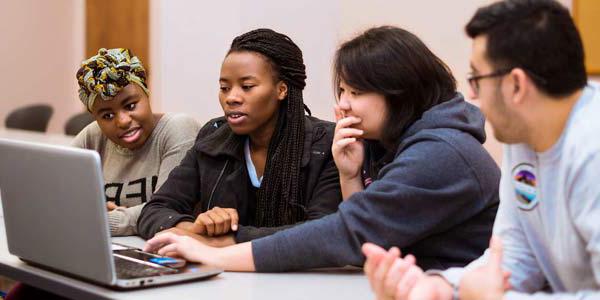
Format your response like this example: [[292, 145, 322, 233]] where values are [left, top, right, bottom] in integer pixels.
[[72, 113, 200, 236]]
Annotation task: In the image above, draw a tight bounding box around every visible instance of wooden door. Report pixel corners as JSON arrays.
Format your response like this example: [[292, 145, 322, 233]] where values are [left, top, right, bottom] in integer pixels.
[[573, 0, 600, 74], [85, 0, 150, 72]]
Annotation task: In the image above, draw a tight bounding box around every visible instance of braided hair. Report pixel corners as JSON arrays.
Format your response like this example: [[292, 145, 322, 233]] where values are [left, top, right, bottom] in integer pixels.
[[228, 28, 310, 227]]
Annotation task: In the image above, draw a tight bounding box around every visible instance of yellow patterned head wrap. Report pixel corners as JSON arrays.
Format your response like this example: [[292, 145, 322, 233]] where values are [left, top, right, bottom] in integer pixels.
[[76, 48, 149, 111]]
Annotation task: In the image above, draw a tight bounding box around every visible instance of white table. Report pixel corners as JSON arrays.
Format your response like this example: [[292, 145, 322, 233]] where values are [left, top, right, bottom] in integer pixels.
[[0, 127, 373, 300], [0, 128, 73, 146], [0, 217, 371, 300]]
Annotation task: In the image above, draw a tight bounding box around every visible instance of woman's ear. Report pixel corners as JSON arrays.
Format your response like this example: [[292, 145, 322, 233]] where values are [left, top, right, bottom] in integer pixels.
[[277, 81, 288, 101]]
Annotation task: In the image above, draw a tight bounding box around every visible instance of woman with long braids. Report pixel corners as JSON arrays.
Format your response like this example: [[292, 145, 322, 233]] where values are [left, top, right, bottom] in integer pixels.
[[137, 29, 342, 246], [143, 26, 500, 272]]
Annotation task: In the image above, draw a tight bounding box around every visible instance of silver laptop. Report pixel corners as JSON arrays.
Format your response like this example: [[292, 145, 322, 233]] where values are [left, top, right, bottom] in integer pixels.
[[0, 138, 222, 289]]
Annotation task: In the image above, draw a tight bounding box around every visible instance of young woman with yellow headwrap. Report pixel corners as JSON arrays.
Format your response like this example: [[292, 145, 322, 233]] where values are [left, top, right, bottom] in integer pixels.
[[73, 48, 200, 236], [5, 48, 201, 300]]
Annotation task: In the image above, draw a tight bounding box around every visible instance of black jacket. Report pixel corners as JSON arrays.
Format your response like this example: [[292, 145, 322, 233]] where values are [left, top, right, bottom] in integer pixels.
[[137, 115, 342, 241]]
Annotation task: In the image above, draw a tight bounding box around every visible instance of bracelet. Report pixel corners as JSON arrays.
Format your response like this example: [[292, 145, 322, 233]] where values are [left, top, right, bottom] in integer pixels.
[[452, 283, 460, 300], [424, 269, 460, 300]]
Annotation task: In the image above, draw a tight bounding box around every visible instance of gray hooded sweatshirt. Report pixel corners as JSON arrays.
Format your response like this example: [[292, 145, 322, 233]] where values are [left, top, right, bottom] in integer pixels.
[[252, 93, 501, 272]]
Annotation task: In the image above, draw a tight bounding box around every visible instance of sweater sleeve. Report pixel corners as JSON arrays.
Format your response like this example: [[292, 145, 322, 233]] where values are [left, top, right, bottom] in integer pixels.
[[235, 154, 342, 242], [569, 153, 600, 287], [109, 115, 200, 237], [71, 122, 101, 149], [156, 115, 201, 189], [71, 130, 86, 148], [252, 138, 496, 271], [108, 204, 145, 236], [440, 151, 600, 299]]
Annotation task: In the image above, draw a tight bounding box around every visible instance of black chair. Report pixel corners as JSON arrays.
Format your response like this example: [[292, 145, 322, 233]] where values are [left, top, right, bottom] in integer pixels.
[[5, 104, 53, 132], [64, 112, 95, 136]]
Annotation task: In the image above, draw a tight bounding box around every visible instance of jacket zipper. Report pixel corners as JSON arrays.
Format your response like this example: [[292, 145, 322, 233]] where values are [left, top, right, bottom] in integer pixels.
[[206, 159, 229, 210]]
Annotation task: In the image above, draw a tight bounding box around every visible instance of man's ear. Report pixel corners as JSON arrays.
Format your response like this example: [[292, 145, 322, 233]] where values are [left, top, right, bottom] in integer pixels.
[[508, 68, 528, 106], [277, 81, 288, 101]]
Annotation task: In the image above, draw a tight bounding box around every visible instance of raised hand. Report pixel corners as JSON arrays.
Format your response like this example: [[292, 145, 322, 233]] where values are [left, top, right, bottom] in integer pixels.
[[362, 243, 426, 300], [459, 236, 510, 300]]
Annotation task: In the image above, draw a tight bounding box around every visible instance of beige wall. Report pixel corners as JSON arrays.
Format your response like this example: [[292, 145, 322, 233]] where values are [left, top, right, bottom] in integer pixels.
[[149, 0, 584, 165], [4, 0, 591, 164], [338, 0, 501, 160], [0, 0, 85, 133], [149, 0, 340, 125], [149, 0, 509, 162]]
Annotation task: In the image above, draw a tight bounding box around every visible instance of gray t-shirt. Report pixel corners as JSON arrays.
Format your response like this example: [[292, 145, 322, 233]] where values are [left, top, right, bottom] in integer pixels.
[[72, 113, 200, 236], [441, 83, 600, 299]]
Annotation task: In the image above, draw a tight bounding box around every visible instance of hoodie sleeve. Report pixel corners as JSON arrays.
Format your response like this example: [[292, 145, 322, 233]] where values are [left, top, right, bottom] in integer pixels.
[[252, 137, 497, 272]]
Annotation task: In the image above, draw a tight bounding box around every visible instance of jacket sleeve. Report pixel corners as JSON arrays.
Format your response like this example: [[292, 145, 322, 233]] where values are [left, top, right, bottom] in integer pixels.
[[136, 138, 203, 239], [251, 138, 497, 271], [234, 155, 342, 242]]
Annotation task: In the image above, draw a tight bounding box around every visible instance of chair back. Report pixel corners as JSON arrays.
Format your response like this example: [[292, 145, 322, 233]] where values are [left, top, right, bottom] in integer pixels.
[[65, 112, 95, 136], [5, 104, 53, 132]]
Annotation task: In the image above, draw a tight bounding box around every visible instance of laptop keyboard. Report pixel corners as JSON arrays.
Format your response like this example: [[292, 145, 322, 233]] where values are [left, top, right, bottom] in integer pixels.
[[114, 255, 179, 279]]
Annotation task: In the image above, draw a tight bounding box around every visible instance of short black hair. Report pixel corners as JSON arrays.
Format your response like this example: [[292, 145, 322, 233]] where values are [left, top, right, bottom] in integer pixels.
[[334, 26, 457, 148], [466, 0, 587, 97]]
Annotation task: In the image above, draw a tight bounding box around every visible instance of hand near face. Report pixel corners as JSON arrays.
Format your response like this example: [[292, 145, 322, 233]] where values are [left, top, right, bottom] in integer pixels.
[[193, 207, 239, 236], [332, 104, 365, 181], [459, 236, 510, 300]]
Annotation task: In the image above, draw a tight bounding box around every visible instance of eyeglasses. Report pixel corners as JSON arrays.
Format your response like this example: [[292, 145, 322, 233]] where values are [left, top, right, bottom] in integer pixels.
[[467, 67, 548, 97], [466, 68, 512, 97]]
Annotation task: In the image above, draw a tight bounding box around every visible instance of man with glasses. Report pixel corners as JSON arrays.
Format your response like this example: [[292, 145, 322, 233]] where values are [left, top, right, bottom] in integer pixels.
[[362, 0, 600, 299]]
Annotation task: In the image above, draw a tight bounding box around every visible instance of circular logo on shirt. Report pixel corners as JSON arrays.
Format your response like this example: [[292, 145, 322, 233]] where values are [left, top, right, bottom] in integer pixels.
[[511, 163, 538, 210]]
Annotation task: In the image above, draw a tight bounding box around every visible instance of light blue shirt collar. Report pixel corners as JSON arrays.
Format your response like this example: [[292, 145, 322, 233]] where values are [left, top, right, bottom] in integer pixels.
[[244, 138, 263, 188]]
